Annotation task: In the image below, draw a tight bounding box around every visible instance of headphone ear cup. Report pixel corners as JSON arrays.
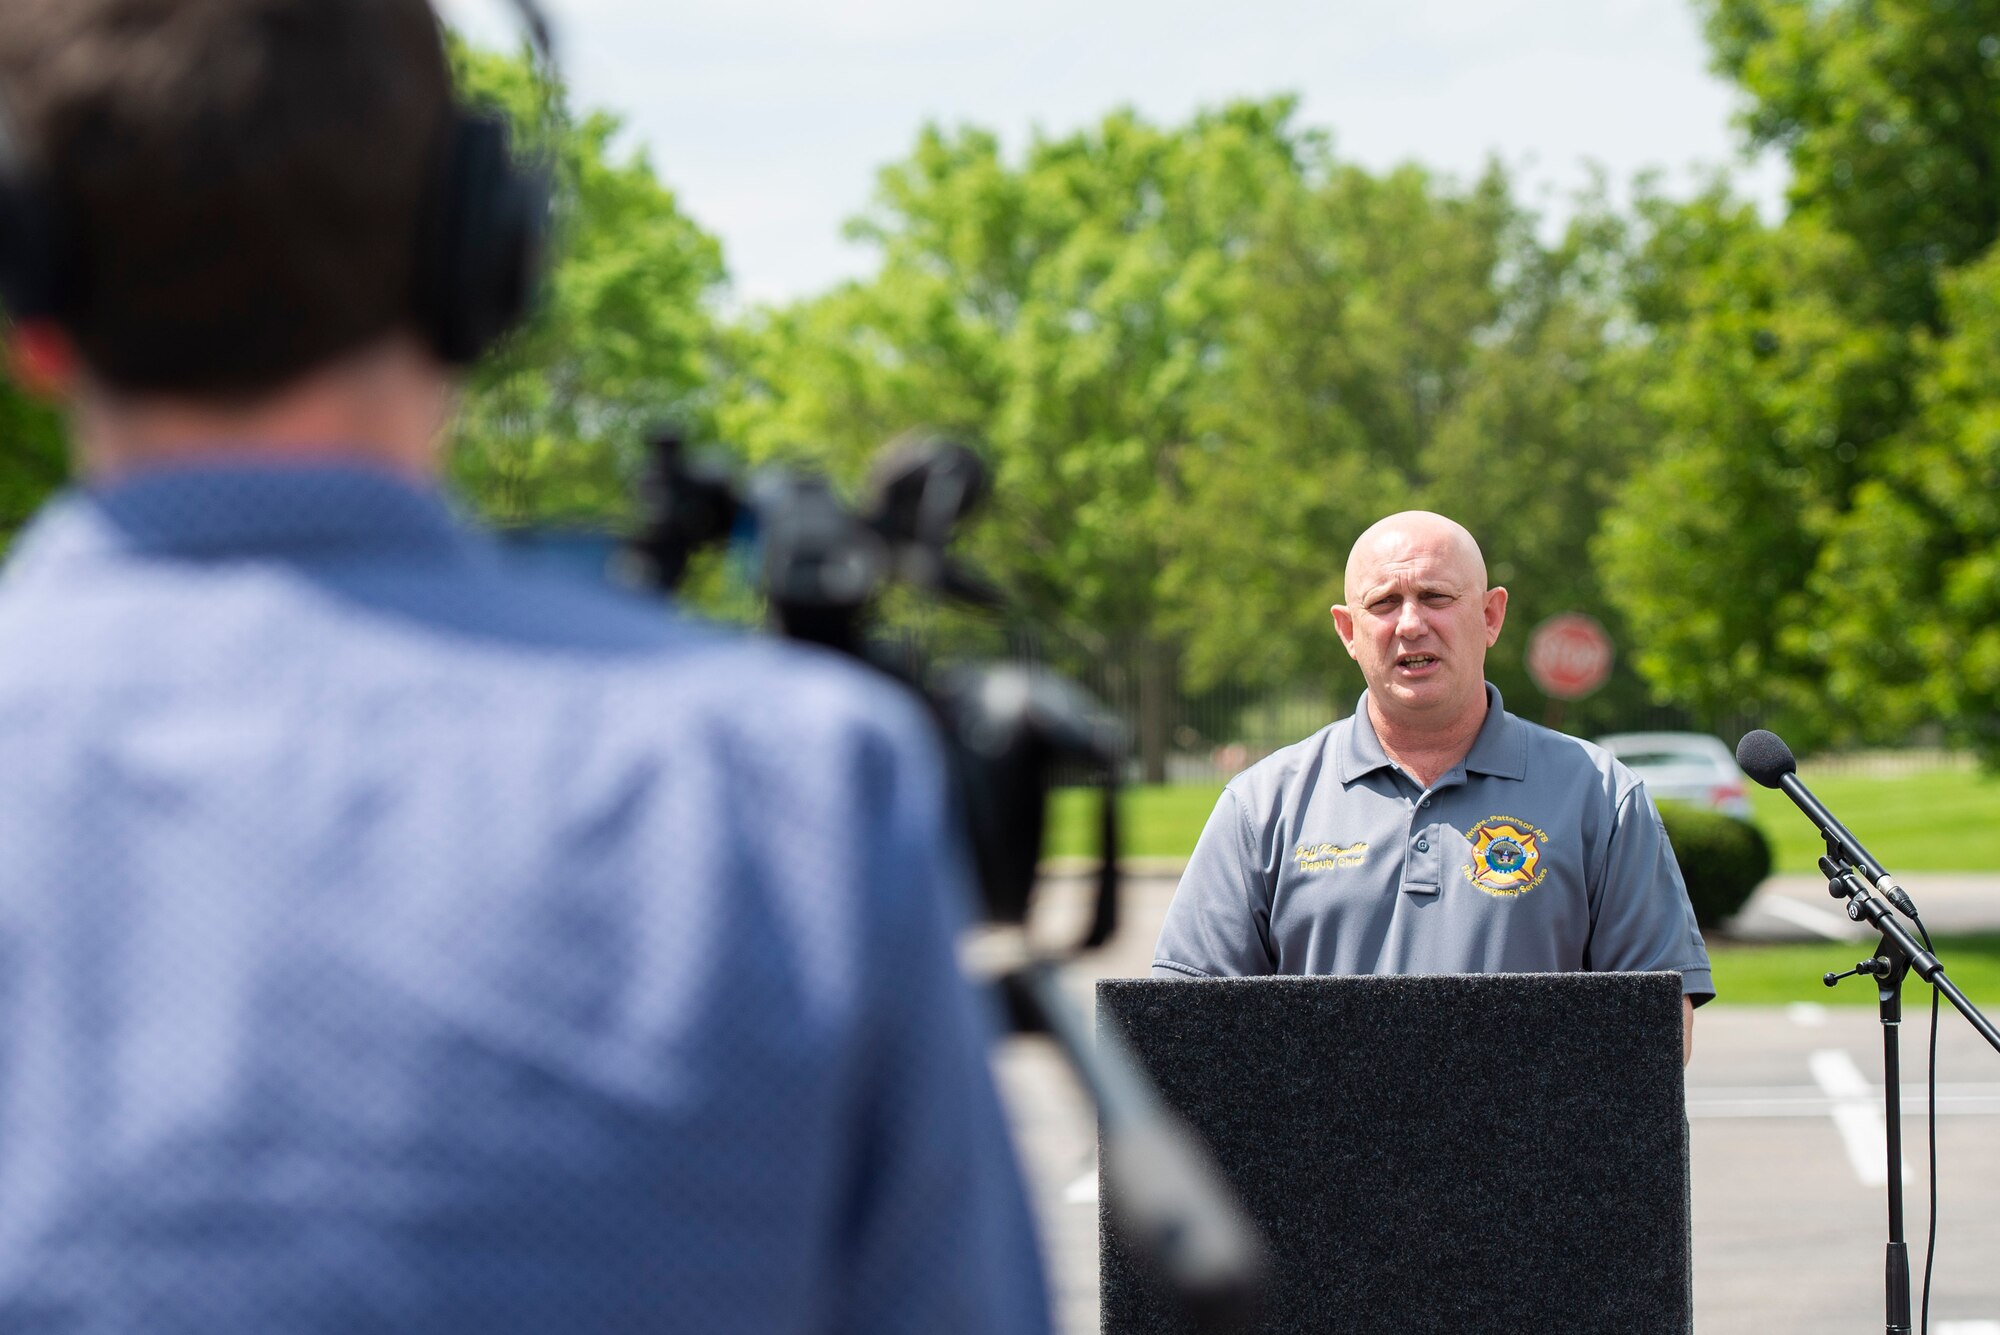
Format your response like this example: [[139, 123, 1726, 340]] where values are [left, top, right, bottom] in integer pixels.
[[412, 112, 550, 365], [0, 114, 66, 322]]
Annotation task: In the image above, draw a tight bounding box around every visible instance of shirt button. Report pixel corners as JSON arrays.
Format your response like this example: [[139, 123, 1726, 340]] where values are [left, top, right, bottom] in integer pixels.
[[1419, 796, 1431, 808], [1416, 839, 1430, 852]]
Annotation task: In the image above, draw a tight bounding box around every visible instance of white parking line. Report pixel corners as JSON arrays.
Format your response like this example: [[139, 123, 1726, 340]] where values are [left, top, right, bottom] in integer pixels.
[[1787, 1001, 1829, 1027], [1760, 895, 1869, 941], [1938, 1323, 2000, 1334], [1808, 1049, 1910, 1186], [1687, 1083, 2000, 1117]]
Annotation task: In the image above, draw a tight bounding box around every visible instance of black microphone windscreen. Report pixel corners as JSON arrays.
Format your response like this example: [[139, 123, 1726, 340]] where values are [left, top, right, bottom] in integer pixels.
[[1735, 729, 1796, 788]]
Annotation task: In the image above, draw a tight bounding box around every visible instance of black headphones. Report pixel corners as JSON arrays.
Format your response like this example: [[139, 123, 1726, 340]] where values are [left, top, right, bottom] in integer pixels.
[[0, 0, 557, 368]]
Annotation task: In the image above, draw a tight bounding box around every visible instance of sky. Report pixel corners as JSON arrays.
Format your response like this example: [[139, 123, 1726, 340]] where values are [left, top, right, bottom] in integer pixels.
[[438, 0, 1788, 308]]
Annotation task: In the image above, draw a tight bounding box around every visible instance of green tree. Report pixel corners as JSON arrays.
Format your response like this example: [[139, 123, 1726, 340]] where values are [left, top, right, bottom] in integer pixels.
[[1602, 0, 2000, 752], [1162, 158, 1520, 704], [725, 101, 1653, 766], [1, 41, 723, 548], [1417, 197, 1663, 733], [445, 41, 724, 524], [1700, 0, 2000, 327], [1820, 250, 2000, 754], [1597, 189, 1909, 743], [0, 377, 66, 548], [724, 99, 1323, 776], [1166, 168, 1672, 739]]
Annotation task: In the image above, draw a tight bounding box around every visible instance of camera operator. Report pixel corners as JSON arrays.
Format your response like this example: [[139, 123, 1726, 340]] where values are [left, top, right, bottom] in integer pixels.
[[0, 1, 1049, 1330]]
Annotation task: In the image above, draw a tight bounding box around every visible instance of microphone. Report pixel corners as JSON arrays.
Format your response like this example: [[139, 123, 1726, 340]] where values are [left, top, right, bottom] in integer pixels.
[[1735, 730, 1921, 923]]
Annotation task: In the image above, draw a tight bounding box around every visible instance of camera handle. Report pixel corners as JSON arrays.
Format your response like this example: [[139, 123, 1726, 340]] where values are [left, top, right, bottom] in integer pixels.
[[1003, 960, 1267, 1332]]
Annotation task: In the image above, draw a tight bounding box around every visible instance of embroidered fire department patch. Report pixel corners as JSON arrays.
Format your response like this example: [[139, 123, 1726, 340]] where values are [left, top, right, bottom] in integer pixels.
[[1463, 816, 1549, 897]]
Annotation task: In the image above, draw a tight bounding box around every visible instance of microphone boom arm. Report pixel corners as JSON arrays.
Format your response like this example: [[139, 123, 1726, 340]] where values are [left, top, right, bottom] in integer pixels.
[[1819, 853, 2000, 1055], [1772, 771, 1921, 923]]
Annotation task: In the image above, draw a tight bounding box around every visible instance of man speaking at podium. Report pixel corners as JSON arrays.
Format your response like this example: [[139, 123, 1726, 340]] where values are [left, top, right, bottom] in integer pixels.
[[1152, 512, 1711, 1060]]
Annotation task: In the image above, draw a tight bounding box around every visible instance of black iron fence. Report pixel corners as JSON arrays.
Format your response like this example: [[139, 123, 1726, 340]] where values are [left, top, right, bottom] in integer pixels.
[[987, 632, 1968, 786]]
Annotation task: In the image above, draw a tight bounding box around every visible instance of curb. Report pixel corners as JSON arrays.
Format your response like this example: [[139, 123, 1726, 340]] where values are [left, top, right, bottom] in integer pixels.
[[1038, 856, 1188, 878]]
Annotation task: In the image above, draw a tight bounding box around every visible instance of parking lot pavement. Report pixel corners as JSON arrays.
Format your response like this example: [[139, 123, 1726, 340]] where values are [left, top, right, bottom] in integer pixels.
[[998, 870, 2000, 1334], [1682, 1005, 2000, 1334], [1730, 874, 2000, 944]]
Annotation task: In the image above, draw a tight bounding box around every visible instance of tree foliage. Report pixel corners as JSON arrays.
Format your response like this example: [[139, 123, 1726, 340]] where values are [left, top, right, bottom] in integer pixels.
[[0, 40, 721, 548], [723, 101, 1660, 765], [446, 41, 724, 525], [15, 7, 2000, 766], [1833, 250, 2000, 754], [1599, 0, 2000, 758], [0, 378, 65, 549], [1414, 197, 1665, 733], [728, 101, 1318, 661], [1701, 0, 2000, 326], [1598, 193, 1910, 742]]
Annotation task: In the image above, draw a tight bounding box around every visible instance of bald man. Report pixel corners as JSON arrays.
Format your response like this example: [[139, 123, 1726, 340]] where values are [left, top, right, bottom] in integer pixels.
[[1152, 512, 1711, 1060]]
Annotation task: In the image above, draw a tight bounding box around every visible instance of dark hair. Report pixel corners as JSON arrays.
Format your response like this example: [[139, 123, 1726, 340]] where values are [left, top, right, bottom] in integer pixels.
[[0, 0, 454, 396]]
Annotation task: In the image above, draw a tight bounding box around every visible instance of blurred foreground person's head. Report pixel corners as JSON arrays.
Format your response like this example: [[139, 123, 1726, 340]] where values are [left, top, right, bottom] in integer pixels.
[[0, 0, 511, 477]]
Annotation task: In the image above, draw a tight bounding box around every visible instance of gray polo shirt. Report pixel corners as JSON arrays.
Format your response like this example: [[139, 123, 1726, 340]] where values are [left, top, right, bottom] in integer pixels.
[[1152, 685, 1714, 1002]]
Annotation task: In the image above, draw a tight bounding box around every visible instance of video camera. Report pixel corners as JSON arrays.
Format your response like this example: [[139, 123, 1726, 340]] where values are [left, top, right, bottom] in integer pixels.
[[514, 427, 1265, 1329], [624, 428, 1123, 949]]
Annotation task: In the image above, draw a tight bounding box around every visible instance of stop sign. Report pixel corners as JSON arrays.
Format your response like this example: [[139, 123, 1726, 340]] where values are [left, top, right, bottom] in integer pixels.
[[1527, 613, 1614, 700]]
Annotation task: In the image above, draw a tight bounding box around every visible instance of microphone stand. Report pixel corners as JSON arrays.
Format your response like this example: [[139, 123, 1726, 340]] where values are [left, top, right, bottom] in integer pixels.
[[1815, 838, 2000, 1335]]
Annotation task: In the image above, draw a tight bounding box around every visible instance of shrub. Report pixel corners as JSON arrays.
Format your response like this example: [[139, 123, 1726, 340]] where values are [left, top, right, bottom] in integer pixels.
[[1656, 802, 1773, 929]]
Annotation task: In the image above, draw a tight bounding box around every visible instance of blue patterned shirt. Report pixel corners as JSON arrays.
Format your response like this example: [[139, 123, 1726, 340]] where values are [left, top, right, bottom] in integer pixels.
[[0, 462, 1049, 1333]]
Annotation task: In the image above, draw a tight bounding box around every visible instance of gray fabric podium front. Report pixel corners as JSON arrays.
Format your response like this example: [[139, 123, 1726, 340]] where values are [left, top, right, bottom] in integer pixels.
[[1097, 972, 1689, 1334]]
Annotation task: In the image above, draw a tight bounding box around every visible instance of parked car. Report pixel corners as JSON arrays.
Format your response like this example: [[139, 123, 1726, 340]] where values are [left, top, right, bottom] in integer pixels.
[[1593, 732, 1754, 820]]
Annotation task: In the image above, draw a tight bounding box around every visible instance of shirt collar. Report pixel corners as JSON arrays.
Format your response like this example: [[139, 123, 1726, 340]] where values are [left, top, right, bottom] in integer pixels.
[[1461, 684, 1527, 780], [3, 461, 476, 582], [1335, 682, 1526, 784], [1335, 694, 1396, 783]]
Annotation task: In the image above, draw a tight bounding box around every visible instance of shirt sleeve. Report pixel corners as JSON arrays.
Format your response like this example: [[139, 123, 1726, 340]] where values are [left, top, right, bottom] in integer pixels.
[[829, 709, 1052, 1335], [1587, 784, 1716, 1005], [1152, 786, 1276, 978]]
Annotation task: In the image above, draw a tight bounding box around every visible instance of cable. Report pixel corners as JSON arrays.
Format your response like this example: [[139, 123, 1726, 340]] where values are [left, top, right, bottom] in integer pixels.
[[1917, 915, 1937, 1335]]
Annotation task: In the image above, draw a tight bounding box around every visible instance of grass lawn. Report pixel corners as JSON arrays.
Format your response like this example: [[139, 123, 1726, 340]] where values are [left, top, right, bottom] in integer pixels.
[[1046, 783, 1224, 862], [1747, 768, 2000, 873], [1709, 933, 2000, 1009], [1049, 768, 2000, 872], [1049, 771, 2000, 1008]]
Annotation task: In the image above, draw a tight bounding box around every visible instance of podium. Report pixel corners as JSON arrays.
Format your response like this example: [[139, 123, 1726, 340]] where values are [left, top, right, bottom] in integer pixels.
[[1098, 972, 1690, 1334]]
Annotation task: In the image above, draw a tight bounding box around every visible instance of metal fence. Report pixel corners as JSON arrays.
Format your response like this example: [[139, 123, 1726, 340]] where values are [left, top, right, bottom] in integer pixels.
[[999, 637, 1974, 786]]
